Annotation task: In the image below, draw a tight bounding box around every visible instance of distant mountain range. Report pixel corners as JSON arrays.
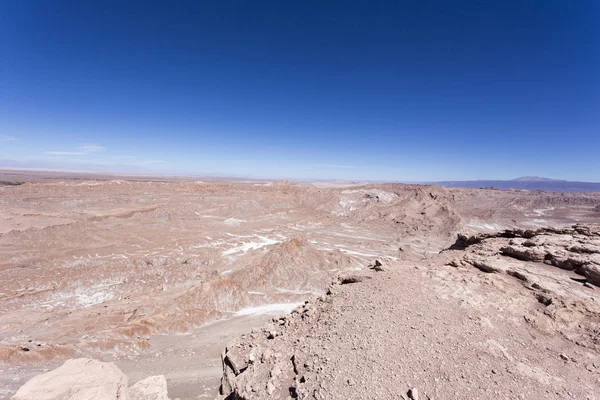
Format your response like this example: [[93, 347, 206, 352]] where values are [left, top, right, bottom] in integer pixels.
[[0, 159, 153, 174], [433, 177, 600, 192]]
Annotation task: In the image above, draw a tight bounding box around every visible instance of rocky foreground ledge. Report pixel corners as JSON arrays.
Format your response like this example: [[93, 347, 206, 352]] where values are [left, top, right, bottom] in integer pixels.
[[219, 225, 600, 400]]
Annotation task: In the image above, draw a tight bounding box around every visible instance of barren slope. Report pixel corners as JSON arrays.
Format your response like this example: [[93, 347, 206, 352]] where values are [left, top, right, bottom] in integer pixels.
[[220, 226, 600, 399]]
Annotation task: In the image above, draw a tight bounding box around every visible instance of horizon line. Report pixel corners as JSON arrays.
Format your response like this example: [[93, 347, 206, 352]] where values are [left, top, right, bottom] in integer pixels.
[[1, 167, 599, 185]]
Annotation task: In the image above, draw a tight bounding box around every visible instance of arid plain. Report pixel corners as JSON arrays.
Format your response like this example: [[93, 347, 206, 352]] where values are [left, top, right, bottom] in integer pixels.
[[1, 170, 599, 399]]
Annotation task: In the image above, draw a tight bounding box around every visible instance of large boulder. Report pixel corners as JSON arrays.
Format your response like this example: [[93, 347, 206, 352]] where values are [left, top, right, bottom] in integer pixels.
[[11, 358, 130, 400], [11, 358, 171, 400]]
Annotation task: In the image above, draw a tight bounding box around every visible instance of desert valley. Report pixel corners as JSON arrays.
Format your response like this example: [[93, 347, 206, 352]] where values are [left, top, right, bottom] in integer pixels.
[[0, 170, 599, 399]]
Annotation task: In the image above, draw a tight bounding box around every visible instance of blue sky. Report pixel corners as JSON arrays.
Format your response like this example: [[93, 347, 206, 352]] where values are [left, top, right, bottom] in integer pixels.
[[0, 1, 598, 181]]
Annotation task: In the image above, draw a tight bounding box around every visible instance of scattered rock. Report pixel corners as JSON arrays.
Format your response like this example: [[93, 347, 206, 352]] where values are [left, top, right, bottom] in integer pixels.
[[224, 349, 250, 375], [536, 293, 553, 306], [266, 381, 276, 395], [507, 269, 528, 282], [449, 234, 484, 250], [129, 375, 169, 400], [408, 387, 419, 400], [369, 259, 387, 272], [338, 274, 371, 285], [465, 257, 502, 274]]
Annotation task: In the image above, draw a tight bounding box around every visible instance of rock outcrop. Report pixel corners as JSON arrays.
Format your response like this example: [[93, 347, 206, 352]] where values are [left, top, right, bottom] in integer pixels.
[[447, 224, 600, 286], [11, 358, 170, 400], [443, 224, 600, 353]]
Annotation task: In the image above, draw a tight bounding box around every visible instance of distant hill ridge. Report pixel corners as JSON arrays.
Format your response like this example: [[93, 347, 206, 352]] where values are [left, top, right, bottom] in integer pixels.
[[434, 177, 600, 192], [511, 176, 563, 182]]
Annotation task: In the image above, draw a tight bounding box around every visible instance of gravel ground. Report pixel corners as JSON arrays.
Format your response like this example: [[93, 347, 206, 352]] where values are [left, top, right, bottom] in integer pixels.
[[220, 258, 600, 399]]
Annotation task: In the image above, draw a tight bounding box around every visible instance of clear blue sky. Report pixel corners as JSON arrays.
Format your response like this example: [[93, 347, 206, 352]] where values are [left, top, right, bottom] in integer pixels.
[[0, 1, 598, 181]]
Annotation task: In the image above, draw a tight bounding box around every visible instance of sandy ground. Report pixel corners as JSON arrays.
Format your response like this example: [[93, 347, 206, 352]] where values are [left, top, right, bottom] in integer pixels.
[[1, 171, 599, 399]]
